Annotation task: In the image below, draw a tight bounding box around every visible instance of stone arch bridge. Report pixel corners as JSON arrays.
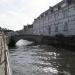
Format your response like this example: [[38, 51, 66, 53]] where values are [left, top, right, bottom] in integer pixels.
[[9, 34, 47, 46], [14, 34, 43, 43]]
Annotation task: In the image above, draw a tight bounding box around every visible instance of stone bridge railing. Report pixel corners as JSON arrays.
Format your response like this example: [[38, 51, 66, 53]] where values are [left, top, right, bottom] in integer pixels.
[[8, 34, 44, 46]]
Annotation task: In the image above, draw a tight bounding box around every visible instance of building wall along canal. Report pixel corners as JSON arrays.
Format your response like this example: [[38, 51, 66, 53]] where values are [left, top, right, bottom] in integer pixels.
[[33, 0, 75, 36]]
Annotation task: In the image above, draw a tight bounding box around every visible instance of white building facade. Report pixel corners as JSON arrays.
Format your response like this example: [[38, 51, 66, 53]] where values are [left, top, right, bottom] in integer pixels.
[[33, 0, 75, 36]]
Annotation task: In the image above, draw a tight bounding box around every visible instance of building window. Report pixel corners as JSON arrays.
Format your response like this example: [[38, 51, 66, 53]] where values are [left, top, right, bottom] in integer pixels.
[[55, 25, 58, 32], [45, 12, 48, 16], [50, 7, 53, 13], [73, 18, 75, 21], [64, 0, 71, 5], [58, 5, 61, 10], [48, 25, 51, 34], [73, 6, 75, 10], [55, 13, 58, 20], [63, 9, 69, 18], [64, 22, 68, 31]]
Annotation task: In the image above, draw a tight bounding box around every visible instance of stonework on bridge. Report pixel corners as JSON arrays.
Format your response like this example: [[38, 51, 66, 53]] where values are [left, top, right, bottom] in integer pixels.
[[8, 34, 44, 46]]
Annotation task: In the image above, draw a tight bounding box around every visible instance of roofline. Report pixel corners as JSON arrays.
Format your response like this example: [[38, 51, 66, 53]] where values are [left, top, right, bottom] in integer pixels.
[[35, 0, 64, 20]]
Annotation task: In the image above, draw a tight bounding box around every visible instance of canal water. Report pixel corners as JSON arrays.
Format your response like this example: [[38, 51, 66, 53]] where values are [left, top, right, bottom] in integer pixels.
[[9, 39, 75, 75]]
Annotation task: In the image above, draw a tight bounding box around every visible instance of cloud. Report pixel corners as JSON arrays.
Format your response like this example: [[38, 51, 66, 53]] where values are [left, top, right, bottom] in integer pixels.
[[0, 0, 15, 5], [0, 0, 62, 31], [0, 10, 34, 30]]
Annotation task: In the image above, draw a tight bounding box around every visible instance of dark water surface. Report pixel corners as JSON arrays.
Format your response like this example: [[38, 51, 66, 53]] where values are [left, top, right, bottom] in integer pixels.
[[9, 41, 75, 75]]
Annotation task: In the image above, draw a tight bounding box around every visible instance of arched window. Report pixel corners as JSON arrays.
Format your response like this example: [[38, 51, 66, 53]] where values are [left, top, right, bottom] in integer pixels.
[[64, 22, 68, 31], [48, 25, 51, 34], [55, 25, 58, 32], [63, 9, 69, 18]]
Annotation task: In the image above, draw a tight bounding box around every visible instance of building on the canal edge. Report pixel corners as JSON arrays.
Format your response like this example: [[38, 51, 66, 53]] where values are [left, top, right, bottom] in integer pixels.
[[16, 24, 33, 35], [33, 0, 75, 36]]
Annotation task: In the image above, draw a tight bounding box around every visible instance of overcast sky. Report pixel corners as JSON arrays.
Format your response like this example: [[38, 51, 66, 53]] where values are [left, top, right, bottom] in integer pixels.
[[0, 0, 62, 31]]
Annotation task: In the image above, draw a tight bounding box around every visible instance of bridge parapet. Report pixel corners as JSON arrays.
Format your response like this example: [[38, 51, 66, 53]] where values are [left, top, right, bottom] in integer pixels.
[[14, 34, 44, 43], [9, 34, 44, 46]]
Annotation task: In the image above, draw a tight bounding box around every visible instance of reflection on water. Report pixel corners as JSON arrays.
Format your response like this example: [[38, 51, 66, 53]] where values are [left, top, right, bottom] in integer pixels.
[[9, 40, 75, 75]]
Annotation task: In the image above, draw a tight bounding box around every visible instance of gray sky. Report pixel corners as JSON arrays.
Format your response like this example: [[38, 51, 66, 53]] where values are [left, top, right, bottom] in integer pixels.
[[0, 0, 62, 31]]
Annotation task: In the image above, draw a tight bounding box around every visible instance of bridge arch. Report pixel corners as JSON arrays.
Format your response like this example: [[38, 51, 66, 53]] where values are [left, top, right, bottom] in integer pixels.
[[8, 34, 43, 46]]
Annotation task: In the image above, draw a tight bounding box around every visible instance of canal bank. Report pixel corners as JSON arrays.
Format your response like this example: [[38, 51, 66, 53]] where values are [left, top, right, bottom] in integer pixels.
[[0, 32, 11, 75]]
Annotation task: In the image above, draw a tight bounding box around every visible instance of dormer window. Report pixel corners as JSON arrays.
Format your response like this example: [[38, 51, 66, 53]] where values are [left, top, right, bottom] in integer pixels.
[[39, 16, 41, 19], [49, 6, 53, 13], [41, 14, 44, 18], [44, 13, 46, 17], [54, 7, 58, 11], [45, 12, 48, 16], [63, 0, 71, 5], [51, 9, 53, 13], [58, 5, 61, 10]]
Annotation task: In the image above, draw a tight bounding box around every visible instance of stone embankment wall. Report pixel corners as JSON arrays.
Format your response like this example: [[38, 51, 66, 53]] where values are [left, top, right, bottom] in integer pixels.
[[8, 34, 75, 47], [0, 33, 11, 75], [40, 35, 75, 47]]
